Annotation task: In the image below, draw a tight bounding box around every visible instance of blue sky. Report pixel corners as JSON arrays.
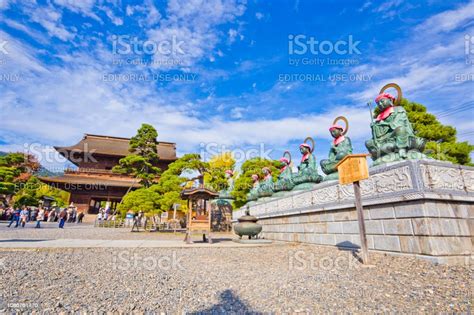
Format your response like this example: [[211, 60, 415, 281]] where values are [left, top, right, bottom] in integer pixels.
[[0, 0, 473, 171]]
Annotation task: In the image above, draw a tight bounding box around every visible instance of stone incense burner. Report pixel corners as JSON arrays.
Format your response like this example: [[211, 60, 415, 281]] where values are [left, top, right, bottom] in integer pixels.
[[234, 209, 262, 239]]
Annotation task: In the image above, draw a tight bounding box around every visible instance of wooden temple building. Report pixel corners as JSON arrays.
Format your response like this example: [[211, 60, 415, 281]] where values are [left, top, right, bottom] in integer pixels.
[[39, 134, 177, 214]]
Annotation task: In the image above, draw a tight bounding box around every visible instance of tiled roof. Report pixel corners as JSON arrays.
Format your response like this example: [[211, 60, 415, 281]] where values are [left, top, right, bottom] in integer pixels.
[[54, 134, 177, 161]]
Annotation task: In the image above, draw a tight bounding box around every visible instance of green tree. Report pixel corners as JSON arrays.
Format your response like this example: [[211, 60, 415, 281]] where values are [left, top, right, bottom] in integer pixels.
[[113, 124, 161, 187], [34, 182, 70, 207], [0, 167, 20, 194], [0, 152, 68, 206], [231, 158, 281, 208], [12, 176, 40, 207], [401, 99, 472, 165], [118, 154, 210, 215], [0, 152, 40, 195], [117, 188, 161, 214], [150, 154, 209, 213]]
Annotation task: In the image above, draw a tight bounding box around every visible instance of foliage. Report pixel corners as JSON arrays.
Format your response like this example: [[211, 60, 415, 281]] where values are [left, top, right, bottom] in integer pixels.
[[0, 153, 40, 195], [117, 188, 161, 214], [401, 99, 473, 165], [149, 154, 209, 213], [113, 124, 161, 187], [118, 154, 210, 215], [12, 176, 69, 208], [128, 123, 160, 163], [0, 152, 68, 206], [375, 98, 473, 165], [203, 152, 235, 192], [34, 182, 70, 207], [0, 182, 16, 195], [231, 158, 281, 209]]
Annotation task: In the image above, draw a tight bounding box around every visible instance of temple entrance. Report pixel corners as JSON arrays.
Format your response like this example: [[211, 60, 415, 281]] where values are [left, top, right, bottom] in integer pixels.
[[88, 197, 121, 214]]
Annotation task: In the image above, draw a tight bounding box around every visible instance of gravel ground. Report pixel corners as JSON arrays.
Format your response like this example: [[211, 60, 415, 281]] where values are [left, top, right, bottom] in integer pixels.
[[0, 240, 471, 313]]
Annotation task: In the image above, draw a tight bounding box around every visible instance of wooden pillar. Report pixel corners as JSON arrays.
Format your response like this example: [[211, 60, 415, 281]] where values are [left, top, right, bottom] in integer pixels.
[[185, 199, 192, 244], [354, 181, 369, 264]]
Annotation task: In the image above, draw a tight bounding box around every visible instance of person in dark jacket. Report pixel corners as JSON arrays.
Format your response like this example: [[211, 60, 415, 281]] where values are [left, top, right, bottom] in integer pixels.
[[58, 208, 67, 228]]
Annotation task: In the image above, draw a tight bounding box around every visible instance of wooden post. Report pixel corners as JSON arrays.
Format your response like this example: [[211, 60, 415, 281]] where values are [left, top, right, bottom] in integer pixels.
[[207, 199, 212, 244], [353, 180, 369, 264], [336, 154, 371, 265], [185, 200, 192, 244], [173, 204, 177, 233]]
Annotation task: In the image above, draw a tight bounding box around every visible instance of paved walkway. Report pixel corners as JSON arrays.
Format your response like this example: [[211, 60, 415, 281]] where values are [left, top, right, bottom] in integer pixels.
[[0, 238, 274, 248], [0, 222, 275, 248]]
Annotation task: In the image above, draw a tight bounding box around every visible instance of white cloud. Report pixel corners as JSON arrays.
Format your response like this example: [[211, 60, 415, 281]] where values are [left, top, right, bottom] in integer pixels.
[[415, 0, 474, 33], [348, 1, 474, 108], [230, 106, 246, 119], [146, 0, 246, 69], [53, 0, 101, 21], [23, 3, 75, 41], [1, 0, 472, 171], [228, 28, 238, 43], [0, 0, 10, 10], [3, 19, 49, 44], [99, 6, 123, 26], [255, 12, 264, 20]]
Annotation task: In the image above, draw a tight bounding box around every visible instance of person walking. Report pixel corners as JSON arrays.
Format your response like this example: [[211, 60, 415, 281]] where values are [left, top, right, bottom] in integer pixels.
[[35, 207, 45, 228], [48, 208, 57, 222], [97, 210, 103, 225], [20, 206, 29, 228], [7, 207, 20, 228], [77, 211, 84, 223], [58, 208, 67, 229]]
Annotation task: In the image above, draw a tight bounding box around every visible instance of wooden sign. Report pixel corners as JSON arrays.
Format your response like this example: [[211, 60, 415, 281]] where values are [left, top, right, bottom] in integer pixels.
[[336, 154, 370, 185]]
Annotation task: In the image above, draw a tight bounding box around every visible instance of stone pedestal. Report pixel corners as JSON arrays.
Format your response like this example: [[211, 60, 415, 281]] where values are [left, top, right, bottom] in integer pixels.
[[233, 160, 474, 264]]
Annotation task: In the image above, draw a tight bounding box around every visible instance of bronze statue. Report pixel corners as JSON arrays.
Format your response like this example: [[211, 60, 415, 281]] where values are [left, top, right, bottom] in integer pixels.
[[292, 137, 323, 189], [365, 83, 426, 166], [274, 151, 295, 192], [246, 174, 260, 202], [321, 116, 353, 180], [258, 167, 274, 197]]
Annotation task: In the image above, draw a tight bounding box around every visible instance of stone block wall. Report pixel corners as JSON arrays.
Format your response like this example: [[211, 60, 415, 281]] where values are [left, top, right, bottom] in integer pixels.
[[233, 160, 474, 264]]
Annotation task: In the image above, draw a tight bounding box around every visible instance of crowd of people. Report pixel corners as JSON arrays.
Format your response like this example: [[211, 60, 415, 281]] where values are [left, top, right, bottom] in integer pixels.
[[0, 203, 84, 229]]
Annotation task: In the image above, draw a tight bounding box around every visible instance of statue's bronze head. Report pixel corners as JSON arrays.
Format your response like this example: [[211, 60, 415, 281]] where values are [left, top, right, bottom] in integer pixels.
[[330, 127, 343, 138]]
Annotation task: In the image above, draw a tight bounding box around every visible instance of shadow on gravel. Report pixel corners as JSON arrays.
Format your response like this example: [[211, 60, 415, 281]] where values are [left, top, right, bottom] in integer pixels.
[[190, 289, 259, 314], [336, 241, 363, 263], [188, 238, 233, 244], [0, 239, 49, 242]]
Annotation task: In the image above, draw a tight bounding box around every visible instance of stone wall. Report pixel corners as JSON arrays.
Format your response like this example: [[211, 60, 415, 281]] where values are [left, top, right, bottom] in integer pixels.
[[233, 160, 474, 264]]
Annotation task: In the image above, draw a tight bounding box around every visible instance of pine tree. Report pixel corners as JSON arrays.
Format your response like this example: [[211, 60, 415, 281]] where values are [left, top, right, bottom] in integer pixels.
[[113, 124, 162, 187], [400, 99, 473, 165]]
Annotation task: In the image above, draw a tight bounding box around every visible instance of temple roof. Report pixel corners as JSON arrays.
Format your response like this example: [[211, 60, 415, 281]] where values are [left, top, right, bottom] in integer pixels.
[[181, 187, 219, 200], [55, 134, 177, 161]]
